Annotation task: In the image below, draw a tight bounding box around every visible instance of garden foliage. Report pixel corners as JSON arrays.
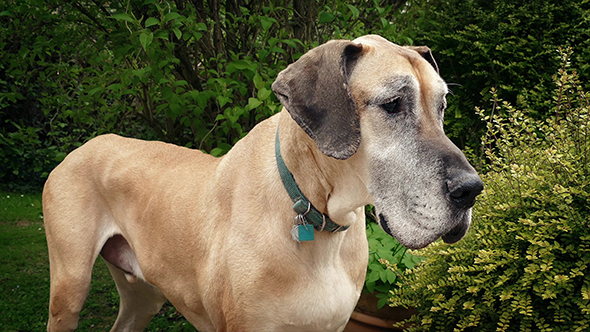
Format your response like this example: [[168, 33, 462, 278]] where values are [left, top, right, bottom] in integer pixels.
[[0, 0, 408, 189], [399, 0, 590, 151], [389, 49, 590, 332], [365, 214, 422, 309]]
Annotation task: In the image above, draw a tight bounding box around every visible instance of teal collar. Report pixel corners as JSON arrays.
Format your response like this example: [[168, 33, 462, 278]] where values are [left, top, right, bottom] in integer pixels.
[[275, 127, 349, 233]]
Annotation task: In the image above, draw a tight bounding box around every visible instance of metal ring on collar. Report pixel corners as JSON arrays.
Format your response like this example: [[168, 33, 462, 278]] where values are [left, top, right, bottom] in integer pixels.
[[302, 201, 311, 217], [319, 214, 326, 232]]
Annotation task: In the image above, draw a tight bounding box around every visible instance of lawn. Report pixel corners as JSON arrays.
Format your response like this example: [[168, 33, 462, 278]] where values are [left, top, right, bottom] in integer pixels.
[[0, 191, 195, 331]]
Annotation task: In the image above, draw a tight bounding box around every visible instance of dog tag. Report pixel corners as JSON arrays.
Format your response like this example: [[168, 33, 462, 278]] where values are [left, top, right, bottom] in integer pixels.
[[297, 223, 315, 241], [291, 225, 302, 250], [291, 222, 314, 242], [291, 224, 300, 242]]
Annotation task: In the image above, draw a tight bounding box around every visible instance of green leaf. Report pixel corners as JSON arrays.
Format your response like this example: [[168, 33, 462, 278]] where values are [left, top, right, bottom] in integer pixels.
[[88, 87, 104, 96], [187, 90, 200, 102], [247, 98, 262, 110], [107, 83, 124, 91], [346, 4, 360, 19], [145, 17, 159, 28], [168, 103, 181, 117], [369, 262, 383, 272], [253, 73, 264, 90], [386, 269, 398, 284], [196, 90, 215, 109], [121, 89, 137, 96], [366, 280, 376, 293], [231, 60, 255, 71], [374, 285, 390, 293], [217, 95, 231, 108], [454, 105, 462, 118], [377, 296, 388, 309], [164, 12, 182, 23], [110, 13, 134, 23], [318, 11, 335, 24], [260, 17, 276, 31], [192, 32, 203, 41], [270, 47, 286, 55], [257, 88, 272, 100], [54, 152, 66, 162], [367, 270, 380, 283], [281, 39, 298, 49], [156, 103, 169, 113], [140, 31, 154, 51], [154, 30, 168, 40], [172, 28, 182, 40], [368, 238, 380, 248], [132, 68, 148, 77], [210, 147, 224, 157]]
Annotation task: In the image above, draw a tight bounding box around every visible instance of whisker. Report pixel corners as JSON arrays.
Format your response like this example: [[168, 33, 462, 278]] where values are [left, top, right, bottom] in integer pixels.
[[446, 82, 462, 96]]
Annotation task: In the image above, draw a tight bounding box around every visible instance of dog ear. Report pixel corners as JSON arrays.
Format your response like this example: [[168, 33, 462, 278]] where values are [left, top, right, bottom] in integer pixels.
[[405, 46, 439, 74], [272, 40, 363, 160]]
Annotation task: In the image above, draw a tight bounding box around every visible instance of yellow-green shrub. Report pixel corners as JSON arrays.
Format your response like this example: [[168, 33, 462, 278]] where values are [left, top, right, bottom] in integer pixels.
[[389, 48, 590, 332]]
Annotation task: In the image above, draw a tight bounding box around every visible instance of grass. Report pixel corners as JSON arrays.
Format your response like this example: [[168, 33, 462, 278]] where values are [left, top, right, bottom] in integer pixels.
[[0, 191, 196, 331]]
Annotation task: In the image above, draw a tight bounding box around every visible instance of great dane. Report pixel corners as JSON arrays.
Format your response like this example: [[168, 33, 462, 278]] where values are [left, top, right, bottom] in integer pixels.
[[43, 35, 483, 332]]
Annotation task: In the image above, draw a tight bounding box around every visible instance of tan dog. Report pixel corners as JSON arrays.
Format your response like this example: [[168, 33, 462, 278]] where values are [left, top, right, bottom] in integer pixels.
[[43, 35, 483, 332]]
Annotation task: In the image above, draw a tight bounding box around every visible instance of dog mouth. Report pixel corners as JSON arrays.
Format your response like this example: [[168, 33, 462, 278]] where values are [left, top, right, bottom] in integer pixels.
[[441, 220, 469, 244], [378, 211, 470, 249]]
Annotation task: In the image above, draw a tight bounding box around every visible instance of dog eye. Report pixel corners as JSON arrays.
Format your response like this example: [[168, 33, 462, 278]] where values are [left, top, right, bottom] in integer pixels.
[[381, 98, 400, 116]]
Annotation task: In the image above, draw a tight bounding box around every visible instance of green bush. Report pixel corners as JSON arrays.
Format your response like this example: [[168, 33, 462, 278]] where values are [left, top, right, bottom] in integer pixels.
[[365, 208, 422, 309], [0, 0, 411, 189], [389, 48, 590, 332], [398, 0, 590, 151]]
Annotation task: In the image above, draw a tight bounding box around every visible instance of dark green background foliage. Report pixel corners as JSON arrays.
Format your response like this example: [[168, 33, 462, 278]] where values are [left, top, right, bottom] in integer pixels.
[[365, 215, 422, 309], [0, 0, 409, 189], [389, 50, 590, 332], [398, 0, 590, 151]]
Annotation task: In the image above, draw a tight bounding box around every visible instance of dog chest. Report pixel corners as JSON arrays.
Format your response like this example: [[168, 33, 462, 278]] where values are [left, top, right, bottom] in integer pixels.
[[247, 265, 361, 332]]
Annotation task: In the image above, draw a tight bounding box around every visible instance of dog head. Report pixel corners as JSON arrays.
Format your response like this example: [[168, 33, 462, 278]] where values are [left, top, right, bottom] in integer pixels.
[[272, 35, 483, 249]]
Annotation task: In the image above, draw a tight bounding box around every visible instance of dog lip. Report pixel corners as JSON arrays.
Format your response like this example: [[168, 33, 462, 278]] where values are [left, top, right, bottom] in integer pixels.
[[378, 211, 469, 248], [377, 213, 435, 250], [441, 222, 468, 244], [378, 213, 394, 237]]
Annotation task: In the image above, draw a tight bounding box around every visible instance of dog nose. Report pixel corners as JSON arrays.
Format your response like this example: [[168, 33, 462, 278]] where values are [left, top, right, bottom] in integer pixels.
[[446, 175, 484, 209]]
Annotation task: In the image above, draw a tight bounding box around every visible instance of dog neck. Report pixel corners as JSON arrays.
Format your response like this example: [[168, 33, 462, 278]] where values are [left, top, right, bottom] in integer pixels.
[[277, 112, 372, 229], [275, 125, 348, 232]]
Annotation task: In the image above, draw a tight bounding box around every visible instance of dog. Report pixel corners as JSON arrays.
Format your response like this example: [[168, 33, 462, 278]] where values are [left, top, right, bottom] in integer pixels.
[[43, 34, 483, 332]]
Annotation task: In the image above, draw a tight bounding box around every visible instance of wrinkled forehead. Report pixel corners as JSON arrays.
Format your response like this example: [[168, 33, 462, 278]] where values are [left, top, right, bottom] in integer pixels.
[[350, 35, 447, 103]]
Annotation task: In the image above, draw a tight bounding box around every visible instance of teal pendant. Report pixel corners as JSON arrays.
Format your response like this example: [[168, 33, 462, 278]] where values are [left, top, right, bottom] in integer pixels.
[[298, 223, 315, 241]]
